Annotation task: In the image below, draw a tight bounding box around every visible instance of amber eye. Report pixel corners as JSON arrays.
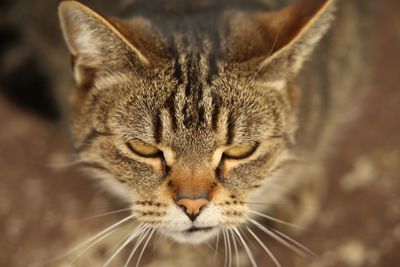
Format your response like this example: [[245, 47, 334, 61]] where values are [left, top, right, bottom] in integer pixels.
[[223, 143, 258, 160], [126, 141, 161, 158]]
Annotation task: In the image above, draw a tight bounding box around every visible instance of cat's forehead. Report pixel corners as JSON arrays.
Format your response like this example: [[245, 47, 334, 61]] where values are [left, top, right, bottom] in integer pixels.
[[112, 69, 280, 150], [104, 42, 283, 143]]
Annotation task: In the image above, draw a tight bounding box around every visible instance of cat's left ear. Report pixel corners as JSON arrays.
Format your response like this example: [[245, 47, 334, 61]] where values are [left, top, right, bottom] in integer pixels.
[[227, 0, 335, 82], [58, 1, 163, 89]]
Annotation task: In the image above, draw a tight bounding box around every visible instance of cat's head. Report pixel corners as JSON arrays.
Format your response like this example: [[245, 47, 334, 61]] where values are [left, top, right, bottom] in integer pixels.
[[59, 0, 334, 244]]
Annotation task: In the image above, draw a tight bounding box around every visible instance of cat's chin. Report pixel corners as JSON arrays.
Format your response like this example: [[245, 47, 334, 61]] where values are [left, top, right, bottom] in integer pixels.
[[160, 227, 219, 244]]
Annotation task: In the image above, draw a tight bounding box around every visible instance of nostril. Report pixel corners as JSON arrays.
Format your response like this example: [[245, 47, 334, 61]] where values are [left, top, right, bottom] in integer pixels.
[[177, 204, 198, 221], [178, 204, 187, 212], [178, 204, 204, 221], [176, 198, 209, 221]]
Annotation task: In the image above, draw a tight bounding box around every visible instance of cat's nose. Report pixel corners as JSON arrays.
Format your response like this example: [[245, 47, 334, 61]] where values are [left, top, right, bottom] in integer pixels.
[[176, 197, 209, 221]]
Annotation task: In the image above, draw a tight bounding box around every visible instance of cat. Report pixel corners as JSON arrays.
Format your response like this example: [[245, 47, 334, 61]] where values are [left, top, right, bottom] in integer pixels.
[[0, 0, 376, 266], [53, 0, 340, 265], [54, 0, 341, 265]]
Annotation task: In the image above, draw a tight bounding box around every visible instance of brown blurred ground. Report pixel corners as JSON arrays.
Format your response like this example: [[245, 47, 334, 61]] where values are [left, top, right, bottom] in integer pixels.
[[0, 1, 400, 267]]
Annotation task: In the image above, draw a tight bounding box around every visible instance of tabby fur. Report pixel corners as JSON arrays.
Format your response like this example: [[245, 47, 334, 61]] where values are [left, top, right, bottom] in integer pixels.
[[0, 0, 377, 266]]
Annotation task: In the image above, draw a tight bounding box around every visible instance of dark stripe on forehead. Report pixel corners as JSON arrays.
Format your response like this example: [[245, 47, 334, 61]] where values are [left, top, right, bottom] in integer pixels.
[[206, 30, 220, 84], [198, 106, 205, 126], [153, 110, 163, 143], [173, 57, 184, 85], [227, 112, 236, 145], [164, 90, 178, 131], [182, 103, 192, 128], [182, 52, 207, 128], [207, 53, 218, 85], [167, 32, 184, 85], [211, 91, 222, 131], [166, 29, 221, 130], [184, 53, 203, 97], [184, 55, 193, 97]]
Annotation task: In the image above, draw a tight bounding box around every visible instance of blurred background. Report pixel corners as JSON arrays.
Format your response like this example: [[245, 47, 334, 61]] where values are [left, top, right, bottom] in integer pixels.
[[0, 0, 399, 266]]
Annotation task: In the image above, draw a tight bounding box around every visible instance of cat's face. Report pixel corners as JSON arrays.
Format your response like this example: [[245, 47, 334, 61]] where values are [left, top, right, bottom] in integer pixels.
[[72, 66, 292, 243], [59, 0, 334, 244]]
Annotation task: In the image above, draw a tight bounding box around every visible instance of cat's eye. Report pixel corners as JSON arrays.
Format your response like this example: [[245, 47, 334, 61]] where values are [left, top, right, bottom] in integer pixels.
[[223, 143, 258, 160], [126, 141, 161, 158]]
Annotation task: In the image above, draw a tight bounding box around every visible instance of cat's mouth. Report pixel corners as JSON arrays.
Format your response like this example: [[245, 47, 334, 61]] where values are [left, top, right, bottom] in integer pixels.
[[185, 226, 214, 233], [160, 225, 219, 244]]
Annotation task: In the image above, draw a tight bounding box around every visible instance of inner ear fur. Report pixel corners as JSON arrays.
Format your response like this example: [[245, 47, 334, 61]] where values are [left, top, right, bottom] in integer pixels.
[[226, 0, 335, 81]]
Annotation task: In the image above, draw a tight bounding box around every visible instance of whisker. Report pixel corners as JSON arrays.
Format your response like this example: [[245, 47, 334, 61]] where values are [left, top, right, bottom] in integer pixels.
[[136, 228, 155, 267], [248, 210, 307, 230], [101, 63, 137, 93], [152, 231, 163, 251], [69, 229, 115, 264], [46, 214, 137, 263], [226, 229, 232, 267], [80, 207, 132, 221], [223, 229, 228, 267], [45, 158, 83, 168], [118, 47, 145, 88], [205, 240, 214, 251], [267, 30, 281, 58], [124, 227, 151, 267], [214, 230, 220, 261], [272, 229, 316, 257], [232, 227, 258, 267], [229, 229, 240, 267], [87, 201, 132, 214], [248, 218, 311, 258], [246, 29, 281, 88], [102, 230, 135, 267], [102, 223, 147, 267], [76, 214, 138, 248], [246, 226, 282, 267], [245, 200, 299, 207], [244, 201, 272, 206]]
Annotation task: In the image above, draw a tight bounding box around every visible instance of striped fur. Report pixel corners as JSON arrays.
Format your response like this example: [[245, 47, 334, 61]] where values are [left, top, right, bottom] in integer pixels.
[[59, 0, 336, 245]]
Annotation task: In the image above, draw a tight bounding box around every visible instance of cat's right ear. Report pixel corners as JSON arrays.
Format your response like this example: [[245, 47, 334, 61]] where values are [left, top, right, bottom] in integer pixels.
[[58, 1, 150, 89], [225, 0, 335, 83]]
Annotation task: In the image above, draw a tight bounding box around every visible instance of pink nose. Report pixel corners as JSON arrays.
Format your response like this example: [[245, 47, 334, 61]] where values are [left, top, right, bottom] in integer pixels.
[[176, 198, 209, 221]]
